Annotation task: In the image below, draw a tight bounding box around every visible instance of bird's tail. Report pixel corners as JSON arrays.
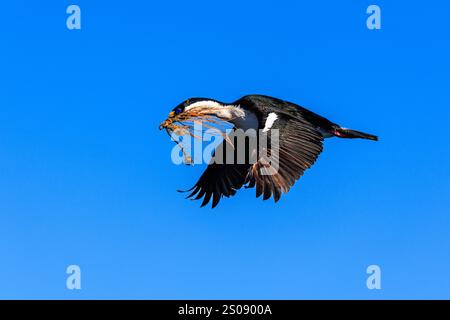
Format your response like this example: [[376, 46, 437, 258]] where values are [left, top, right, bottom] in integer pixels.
[[333, 127, 378, 141]]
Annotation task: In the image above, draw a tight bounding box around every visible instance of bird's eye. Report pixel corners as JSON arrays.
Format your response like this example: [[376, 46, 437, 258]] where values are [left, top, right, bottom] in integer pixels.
[[174, 107, 183, 115]]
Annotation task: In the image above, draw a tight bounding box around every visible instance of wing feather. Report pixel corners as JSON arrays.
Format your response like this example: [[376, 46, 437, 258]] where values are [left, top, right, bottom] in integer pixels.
[[247, 113, 324, 202], [182, 100, 325, 206]]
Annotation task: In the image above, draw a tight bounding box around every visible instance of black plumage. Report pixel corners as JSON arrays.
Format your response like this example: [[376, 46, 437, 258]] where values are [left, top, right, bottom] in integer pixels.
[[161, 95, 378, 208]]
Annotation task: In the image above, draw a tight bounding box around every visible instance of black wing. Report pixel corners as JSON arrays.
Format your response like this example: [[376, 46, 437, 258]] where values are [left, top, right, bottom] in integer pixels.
[[184, 133, 252, 208], [247, 111, 324, 202], [185, 95, 326, 207], [236, 96, 325, 202]]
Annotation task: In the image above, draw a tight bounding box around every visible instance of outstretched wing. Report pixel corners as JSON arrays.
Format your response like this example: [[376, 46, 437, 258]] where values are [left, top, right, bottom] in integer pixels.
[[184, 134, 252, 208], [184, 95, 326, 207], [246, 111, 324, 202]]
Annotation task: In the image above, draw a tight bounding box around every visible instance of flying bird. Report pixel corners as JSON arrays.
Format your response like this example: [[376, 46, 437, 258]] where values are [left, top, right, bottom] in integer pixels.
[[159, 95, 378, 208]]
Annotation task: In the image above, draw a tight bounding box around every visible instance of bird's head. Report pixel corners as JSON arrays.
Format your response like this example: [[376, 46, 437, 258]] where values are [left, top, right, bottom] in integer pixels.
[[159, 98, 242, 165], [159, 98, 241, 134]]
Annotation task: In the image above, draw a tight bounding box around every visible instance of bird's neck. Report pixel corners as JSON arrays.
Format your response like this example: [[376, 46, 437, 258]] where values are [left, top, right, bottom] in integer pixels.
[[186, 100, 259, 130], [211, 103, 245, 121], [226, 105, 259, 131]]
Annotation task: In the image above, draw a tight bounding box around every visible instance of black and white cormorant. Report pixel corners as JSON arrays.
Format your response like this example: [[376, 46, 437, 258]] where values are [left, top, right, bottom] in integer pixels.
[[159, 94, 378, 208]]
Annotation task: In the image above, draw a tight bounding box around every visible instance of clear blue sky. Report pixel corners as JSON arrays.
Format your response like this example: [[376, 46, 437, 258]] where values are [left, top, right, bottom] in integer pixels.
[[1, 1, 449, 299]]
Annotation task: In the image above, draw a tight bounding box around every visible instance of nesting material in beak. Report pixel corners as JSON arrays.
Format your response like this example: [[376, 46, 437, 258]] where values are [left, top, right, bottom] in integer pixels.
[[159, 109, 234, 165]]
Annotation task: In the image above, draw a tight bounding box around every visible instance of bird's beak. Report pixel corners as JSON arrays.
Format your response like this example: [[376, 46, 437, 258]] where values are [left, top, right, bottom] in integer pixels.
[[159, 111, 176, 130], [159, 119, 168, 130]]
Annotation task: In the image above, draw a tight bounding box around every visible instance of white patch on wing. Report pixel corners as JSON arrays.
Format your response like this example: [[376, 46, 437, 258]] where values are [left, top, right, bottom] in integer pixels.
[[262, 112, 278, 132]]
